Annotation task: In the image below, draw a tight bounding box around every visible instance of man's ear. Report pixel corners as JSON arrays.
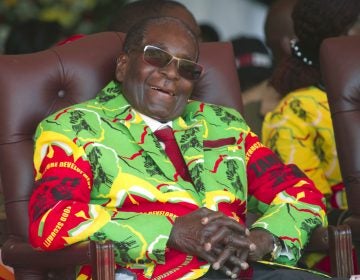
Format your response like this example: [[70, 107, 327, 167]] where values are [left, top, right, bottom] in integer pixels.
[[115, 53, 128, 82]]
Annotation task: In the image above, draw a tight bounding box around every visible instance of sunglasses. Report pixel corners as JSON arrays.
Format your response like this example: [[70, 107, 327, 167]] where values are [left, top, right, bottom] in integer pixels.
[[142, 45, 203, 81]]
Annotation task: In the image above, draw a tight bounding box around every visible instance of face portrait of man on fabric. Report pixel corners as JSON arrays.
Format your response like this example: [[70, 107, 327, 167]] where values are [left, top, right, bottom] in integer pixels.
[[27, 16, 339, 280]]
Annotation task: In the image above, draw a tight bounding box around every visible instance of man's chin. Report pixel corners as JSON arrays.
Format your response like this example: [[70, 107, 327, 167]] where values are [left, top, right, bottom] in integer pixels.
[[148, 110, 177, 123], [153, 115, 172, 123]]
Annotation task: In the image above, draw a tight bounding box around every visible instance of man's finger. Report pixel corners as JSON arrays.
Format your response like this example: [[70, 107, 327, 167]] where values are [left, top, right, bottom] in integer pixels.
[[212, 247, 249, 270], [201, 216, 249, 236], [211, 245, 238, 271], [202, 226, 231, 250]]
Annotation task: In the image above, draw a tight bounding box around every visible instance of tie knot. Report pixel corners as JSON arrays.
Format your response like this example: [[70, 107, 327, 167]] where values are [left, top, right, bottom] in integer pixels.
[[154, 126, 174, 142]]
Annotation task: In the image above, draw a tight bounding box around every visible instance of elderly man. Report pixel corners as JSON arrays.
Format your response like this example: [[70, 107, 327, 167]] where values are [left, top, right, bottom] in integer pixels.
[[28, 16, 336, 279]]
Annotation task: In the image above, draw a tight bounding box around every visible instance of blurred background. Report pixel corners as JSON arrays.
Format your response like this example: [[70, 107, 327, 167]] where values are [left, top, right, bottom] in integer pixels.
[[0, 0, 274, 53]]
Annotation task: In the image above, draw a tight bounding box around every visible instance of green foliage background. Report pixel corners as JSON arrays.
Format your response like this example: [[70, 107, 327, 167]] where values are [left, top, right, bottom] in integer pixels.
[[0, 0, 129, 51]]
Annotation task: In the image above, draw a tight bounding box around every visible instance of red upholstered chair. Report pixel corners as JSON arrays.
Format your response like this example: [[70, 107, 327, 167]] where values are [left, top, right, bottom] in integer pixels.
[[0, 32, 242, 279], [320, 34, 360, 273]]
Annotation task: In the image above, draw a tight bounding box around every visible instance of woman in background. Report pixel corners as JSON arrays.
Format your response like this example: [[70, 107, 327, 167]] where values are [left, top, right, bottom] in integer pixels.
[[263, 0, 360, 213], [262, 0, 360, 272]]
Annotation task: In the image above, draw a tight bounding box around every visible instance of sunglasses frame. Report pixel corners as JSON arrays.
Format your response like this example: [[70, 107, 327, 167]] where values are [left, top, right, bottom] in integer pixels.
[[142, 45, 203, 81]]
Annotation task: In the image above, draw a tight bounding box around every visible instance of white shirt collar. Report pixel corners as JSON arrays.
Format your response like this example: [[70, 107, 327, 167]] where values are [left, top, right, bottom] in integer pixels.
[[137, 111, 172, 132]]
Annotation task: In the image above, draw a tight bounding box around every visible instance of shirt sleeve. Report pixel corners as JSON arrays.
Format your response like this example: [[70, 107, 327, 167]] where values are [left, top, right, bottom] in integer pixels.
[[28, 123, 173, 268], [245, 131, 327, 265]]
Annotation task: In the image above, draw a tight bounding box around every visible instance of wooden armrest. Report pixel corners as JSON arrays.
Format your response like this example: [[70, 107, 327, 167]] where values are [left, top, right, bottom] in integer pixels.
[[90, 240, 115, 280], [2, 237, 115, 280], [304, 225, 354, 278], [328, 224, 354, 278], [343, 214, 360, 270], [2, 237, 90, 268]]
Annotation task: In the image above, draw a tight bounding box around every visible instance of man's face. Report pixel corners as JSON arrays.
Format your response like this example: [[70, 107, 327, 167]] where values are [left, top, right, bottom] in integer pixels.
[[116, 22, 199, 122]]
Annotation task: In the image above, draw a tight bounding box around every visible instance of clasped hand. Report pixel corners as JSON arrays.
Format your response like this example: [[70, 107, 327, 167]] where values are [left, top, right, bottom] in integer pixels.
[[168, 208, 273, 278]]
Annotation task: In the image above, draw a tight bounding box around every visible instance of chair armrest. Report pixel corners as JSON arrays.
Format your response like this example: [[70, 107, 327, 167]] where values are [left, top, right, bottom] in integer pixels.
[[304, 225, 353, 277], [90, 240, 115, 280], [1, 237, 115, 279], [328, 224, 354, 278], [2, 236, 91, 268], [343, 214, 360, 274], [344, 214, 360, 243]]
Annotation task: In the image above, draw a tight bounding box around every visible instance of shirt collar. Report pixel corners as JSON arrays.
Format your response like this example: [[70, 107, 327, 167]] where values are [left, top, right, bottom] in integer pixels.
[[137, 111, 172, 132]]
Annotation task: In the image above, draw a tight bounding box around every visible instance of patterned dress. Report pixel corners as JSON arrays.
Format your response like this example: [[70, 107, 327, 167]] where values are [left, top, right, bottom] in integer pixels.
[[29, 81, 327, 279], [262, 86, 346, 210]]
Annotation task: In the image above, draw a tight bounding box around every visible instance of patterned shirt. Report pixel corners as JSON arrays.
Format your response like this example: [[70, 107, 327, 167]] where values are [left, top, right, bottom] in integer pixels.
[[262, 86, 346, 209]]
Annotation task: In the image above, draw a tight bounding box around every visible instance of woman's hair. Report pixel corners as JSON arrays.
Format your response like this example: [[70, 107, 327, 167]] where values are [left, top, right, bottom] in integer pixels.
[[270, 0, 360, 96]]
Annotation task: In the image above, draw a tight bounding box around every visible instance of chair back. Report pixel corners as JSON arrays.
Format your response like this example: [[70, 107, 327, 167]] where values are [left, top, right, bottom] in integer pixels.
[[0, 31, 242, 276], [320, 34, 360, 269]]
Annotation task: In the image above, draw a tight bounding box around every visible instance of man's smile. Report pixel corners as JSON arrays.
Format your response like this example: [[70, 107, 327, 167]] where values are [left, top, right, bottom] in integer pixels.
[[150, 86, 175, 96]]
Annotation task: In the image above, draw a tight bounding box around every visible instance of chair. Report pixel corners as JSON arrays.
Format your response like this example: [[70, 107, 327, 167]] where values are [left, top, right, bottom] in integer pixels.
[[0, 31, 352, 279], [320, 34, 360, 273], [0, 32, 242, 279]]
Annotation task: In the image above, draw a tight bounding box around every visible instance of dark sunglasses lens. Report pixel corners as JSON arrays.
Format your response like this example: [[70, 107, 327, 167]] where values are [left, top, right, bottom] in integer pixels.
[[144, 46, 203, 80], [144, 47, 171, 68], [178, 60, 203, 80]]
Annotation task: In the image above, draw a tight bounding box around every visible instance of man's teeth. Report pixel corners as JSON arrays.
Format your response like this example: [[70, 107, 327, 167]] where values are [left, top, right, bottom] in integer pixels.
[[151, 87, 174, 96]]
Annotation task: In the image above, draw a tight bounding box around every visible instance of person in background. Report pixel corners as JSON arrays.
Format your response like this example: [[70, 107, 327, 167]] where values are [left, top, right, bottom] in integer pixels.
[[262, 0, 360, 272], [231, 36, 273, 137], [28, 16, 335, 279], [233, 0, 298, 140], [264, 0, 298, 68], [107, 0, 201, 40], [4, 19, 66, 54], [199, 23, 220, 42], [55, 0, 200, 49]]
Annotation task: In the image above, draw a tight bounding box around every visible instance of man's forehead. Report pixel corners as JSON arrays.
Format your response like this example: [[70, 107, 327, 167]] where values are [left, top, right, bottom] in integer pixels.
[[144, 21, 197, 49], [146, 20, 186, 34]]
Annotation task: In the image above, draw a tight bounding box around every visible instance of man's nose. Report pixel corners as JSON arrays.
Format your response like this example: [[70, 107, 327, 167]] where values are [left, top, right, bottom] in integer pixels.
[[160, 59, 180, 80]]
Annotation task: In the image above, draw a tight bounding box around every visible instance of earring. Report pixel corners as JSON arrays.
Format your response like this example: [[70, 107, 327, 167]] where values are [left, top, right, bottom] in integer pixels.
[[290, 39, 313, 66]]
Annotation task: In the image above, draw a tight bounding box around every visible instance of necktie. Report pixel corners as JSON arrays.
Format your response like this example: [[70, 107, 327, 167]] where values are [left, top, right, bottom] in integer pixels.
[[154, 126, 192, 182]]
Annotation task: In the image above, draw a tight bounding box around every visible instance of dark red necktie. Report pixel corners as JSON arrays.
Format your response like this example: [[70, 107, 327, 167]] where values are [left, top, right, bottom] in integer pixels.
[[154, 126, 192, 182]]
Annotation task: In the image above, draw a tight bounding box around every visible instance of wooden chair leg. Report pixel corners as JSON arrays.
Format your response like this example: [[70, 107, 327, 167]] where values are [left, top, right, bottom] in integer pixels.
[[328, 224, 354, 278], [90, 240, 115, 280]]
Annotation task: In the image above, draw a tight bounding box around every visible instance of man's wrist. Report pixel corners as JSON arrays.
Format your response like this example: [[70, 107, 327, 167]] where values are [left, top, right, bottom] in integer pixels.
[[269, 234, 283, 261], [251, 228, 283, 261], [249, 228, 280, 260]]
